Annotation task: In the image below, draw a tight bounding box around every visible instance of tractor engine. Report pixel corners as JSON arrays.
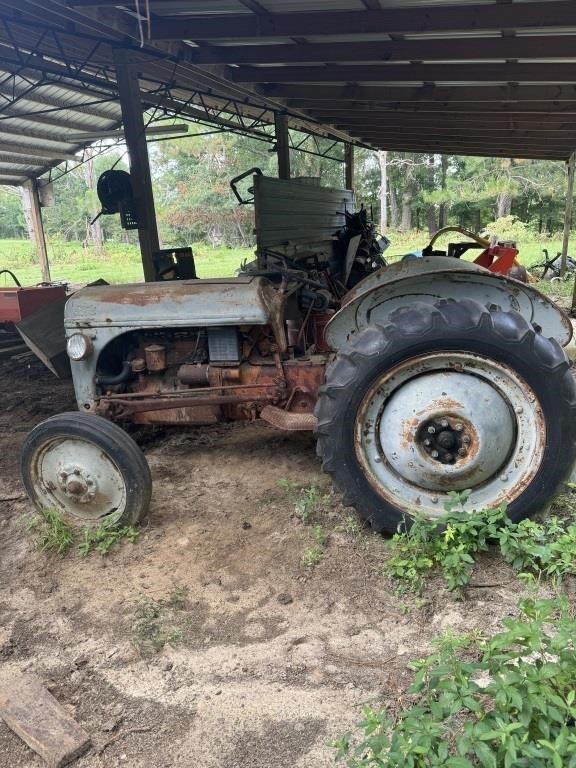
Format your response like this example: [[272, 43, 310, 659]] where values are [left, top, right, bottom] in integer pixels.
[[64, 277, 330, 428]]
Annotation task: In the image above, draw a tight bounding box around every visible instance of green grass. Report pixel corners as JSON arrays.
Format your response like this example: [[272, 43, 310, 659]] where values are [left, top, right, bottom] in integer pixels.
[[130, 588, 189, 654], [384, 230, 566, 268], [0, 231, 572, 287], [0, 238, 253, 286]]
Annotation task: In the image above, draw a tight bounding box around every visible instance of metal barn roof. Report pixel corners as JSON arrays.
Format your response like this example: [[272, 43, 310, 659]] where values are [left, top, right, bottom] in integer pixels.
[[0, 0, 576, 184]]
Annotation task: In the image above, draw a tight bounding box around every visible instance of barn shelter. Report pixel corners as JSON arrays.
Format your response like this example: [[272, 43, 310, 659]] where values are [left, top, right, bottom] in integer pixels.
[[1, 0, 576, 286]]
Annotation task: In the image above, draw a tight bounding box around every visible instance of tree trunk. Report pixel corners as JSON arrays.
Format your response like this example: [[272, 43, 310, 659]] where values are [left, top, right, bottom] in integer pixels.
[[438, 155, 448, 227], [496, 192, 512, 219], [400, 191, 412, 231], [473, 208, 482, 233], [427, 205, 437, 237], [82, 154, 103, 253], [389, 184, 399, 229], [377, 150, 388, 231], [18, 187, 34, 242]]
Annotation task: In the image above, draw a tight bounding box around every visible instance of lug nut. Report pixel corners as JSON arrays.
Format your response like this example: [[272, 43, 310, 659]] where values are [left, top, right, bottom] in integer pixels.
[[454, 423, 463, 432], [440, 419, 448, 429], [458, 447, 467, 457], [427, 425, 436, 434], [423, 438, 431, 447], [462, 435, 470, 444], [431, 450, 439, 459]]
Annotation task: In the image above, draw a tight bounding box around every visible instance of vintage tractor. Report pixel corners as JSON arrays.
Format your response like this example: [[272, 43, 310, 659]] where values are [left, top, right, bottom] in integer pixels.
[[20, 174, 576, 534]]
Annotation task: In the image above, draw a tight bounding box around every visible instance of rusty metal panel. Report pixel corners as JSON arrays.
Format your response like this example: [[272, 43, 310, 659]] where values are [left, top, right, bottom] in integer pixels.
[[64, 276, 286, 410], [254, 175, 355, 249], [65, 277, 273, 329]]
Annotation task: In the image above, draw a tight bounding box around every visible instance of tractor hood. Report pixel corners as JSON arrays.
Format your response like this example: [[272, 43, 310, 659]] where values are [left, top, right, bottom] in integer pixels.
[[65, 277, 284, 334], [327, 256, 573, 349]]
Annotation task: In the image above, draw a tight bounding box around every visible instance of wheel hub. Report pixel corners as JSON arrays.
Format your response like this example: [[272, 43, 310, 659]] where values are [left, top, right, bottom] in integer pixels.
[[355, 352, 545, 516], [57, 465, 97, 504], [417, 418, 470, 465]]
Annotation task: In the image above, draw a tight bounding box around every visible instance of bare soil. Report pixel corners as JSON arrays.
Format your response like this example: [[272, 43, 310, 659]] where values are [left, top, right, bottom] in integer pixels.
[[0, 357, 538, 768]]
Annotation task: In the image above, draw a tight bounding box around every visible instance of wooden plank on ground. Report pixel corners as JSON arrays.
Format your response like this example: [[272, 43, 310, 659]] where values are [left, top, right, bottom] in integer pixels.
[[0, 675, 91, 767]]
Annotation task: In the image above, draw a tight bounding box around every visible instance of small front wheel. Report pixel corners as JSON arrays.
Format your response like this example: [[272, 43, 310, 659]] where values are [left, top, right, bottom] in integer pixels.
[[21, 412, 152, 527]]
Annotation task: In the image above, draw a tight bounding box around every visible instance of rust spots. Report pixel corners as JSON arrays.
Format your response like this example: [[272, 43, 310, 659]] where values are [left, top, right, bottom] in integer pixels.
[[415, 398, 463, 418], [400, 417, 420, 450]]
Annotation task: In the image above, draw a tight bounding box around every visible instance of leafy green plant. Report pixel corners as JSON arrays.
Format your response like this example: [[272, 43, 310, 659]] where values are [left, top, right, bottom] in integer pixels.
[[78, 517, 139, 556], [302, 525, 327, 566], [385, 491, 576, 596], [25, 507, 140, 557], [25, 508, 75, 555], [130, 588, 189, 654], [336, 514, 364, 537], [336, 598, 576, 768], [279, 479, 325, 524]]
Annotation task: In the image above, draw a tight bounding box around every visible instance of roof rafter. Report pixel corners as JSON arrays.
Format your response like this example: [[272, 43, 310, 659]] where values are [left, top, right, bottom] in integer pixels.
[[144, 1, 576, 40], [184, 36, 576, 67], [229, 63, 576, 84]]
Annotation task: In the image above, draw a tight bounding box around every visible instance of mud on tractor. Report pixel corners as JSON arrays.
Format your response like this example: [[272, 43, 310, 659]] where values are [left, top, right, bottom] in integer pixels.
[[21, 173, 576, 534]]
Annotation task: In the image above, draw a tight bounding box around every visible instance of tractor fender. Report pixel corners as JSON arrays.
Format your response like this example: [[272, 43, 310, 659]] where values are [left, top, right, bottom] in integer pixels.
[[326, 256, 572, 349]]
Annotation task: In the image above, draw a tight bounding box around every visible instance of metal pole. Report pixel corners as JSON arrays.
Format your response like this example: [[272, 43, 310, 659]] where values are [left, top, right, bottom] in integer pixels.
[[344, 143, 354, 190], [274, 112, 290, 180], [24, 179, 50, 283], [113, 47, 159, 282], [562, 151, 576, 279]]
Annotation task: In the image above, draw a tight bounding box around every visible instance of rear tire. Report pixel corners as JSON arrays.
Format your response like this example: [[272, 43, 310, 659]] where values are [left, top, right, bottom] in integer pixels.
[[21, 412, 152, 527], [315, 298, 576, 533]]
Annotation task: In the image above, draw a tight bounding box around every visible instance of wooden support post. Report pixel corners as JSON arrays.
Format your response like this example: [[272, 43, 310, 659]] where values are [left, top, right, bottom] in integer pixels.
[[274, 112, 290, 180], [344, 143, 354, 190], [113, 47, 159, 282], [562, 150, 576, 280], [23, 180, 50, 284]]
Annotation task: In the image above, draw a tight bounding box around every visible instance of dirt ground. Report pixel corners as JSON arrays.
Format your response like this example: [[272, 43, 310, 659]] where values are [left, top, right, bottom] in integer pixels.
[[0, 357, 538, 768]]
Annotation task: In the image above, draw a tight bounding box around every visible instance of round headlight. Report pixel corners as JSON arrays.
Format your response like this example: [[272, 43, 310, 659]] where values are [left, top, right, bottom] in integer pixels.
[[66, 333, 93, 361]]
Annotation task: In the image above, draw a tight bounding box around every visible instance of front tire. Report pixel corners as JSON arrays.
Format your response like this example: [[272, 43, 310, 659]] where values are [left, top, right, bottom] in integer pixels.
[[315, 299, 576, 532], [21, 412, 152, 527]]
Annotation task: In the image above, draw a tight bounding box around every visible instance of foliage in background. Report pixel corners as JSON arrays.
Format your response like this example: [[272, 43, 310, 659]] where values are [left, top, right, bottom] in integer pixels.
[[335, 597, 576, 768], [0, 126, 570, 251], [385, 491, 576, 596]]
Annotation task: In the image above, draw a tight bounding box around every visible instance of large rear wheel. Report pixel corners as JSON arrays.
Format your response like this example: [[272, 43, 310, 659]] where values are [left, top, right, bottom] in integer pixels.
[[21, 412, 152, 527], [315, 299, 576, 532]]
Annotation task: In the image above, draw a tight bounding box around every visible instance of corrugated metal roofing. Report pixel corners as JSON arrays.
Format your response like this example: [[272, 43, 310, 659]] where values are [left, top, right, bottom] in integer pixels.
[[0, 0, 575, 178], [0, 68, 123, 184]]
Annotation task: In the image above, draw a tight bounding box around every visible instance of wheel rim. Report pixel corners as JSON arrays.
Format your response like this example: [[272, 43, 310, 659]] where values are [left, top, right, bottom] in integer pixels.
[[355, 352, 546, 519], [29, 436, 127, 525]]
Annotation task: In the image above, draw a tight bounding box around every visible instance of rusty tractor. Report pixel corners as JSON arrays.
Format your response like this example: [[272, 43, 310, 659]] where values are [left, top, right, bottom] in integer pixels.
[[20, 173, 576, 533]]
